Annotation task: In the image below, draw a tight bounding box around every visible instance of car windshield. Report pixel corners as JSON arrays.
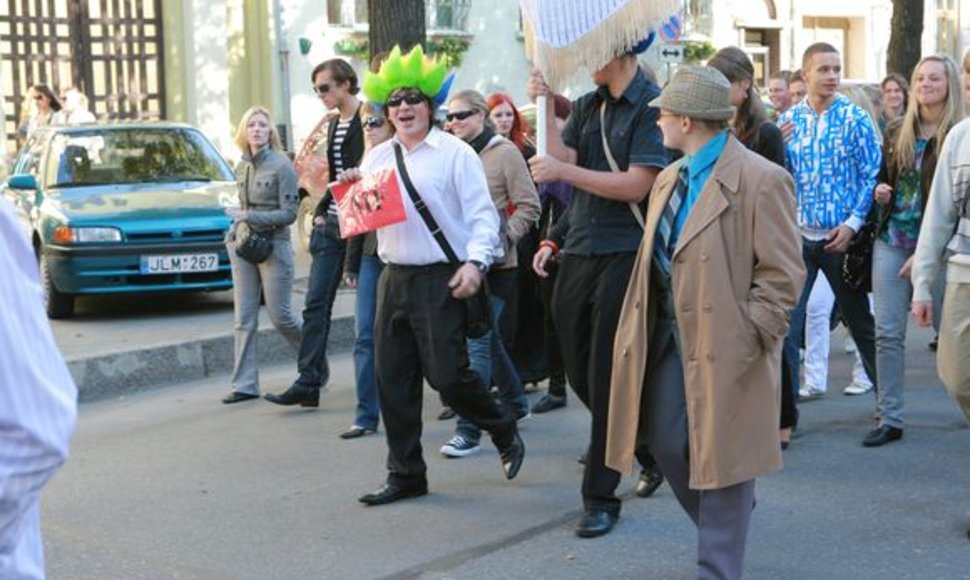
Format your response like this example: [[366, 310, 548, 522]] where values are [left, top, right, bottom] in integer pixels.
[[47, 128, 234, 187]]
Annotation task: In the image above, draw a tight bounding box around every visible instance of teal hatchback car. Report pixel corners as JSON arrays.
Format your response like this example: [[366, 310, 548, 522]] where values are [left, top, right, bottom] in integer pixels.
[[3, 123, 237, 318]]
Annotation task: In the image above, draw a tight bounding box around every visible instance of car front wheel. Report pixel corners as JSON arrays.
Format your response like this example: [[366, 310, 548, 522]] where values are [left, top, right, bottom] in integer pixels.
[[40, 253, 75, 319]]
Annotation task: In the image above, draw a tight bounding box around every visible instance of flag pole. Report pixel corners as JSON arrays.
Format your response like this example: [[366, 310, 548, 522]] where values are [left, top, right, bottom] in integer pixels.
[[522, 17, 547, 156]]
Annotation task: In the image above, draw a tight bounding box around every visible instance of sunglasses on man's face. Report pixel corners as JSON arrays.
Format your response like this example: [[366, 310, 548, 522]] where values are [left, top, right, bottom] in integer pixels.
[[33, 95, 45, 101], [313, 83, 332, 96], [386, 92, 425, 108], [445, 110, 477, 122], [362, 116, 386, 129]]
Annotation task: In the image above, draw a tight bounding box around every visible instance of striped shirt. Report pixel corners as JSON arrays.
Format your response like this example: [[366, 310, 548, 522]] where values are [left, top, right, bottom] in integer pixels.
[[0, 197, 77, 579], [779, 94, 881, 236], [327, 120, 352, 216]]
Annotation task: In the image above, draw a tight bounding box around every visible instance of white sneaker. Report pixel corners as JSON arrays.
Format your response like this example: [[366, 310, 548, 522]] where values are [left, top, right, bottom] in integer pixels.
[[843, 381, 873, 396], [440, 435, 481, 458], [798, 385, 825, 400]]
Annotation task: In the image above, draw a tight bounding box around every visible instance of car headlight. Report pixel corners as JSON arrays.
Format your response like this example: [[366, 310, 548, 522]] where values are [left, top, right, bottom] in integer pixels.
[[52, 226, 123, 244]]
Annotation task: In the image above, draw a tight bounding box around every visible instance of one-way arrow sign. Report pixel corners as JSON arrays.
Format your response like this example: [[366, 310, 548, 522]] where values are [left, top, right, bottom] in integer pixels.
[[658, 43, 683, 64]]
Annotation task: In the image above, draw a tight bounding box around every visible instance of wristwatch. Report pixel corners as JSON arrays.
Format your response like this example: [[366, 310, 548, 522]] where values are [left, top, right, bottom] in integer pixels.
[[469, 260, 489, 274]]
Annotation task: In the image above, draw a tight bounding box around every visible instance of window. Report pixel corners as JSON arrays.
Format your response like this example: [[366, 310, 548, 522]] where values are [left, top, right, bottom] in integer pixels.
[[427, 0, 471, 32], [327, 0, 367, 27], [46, 128, 233, 187], [325, 0, 471, 31]]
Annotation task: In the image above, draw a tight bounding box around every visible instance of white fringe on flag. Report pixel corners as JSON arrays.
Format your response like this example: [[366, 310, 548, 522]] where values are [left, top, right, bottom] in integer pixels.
[[520, 0, 680, 89]]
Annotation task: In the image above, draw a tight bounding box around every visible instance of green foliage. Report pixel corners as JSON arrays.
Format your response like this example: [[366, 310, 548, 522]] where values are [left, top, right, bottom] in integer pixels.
[[683, 40, 716, 63], [426, 37, 471, 68], [331, 35, 471, 69]]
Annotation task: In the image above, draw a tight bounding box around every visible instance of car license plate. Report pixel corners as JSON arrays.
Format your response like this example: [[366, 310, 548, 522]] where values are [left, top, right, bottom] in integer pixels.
[[140, 253, 219, 274]]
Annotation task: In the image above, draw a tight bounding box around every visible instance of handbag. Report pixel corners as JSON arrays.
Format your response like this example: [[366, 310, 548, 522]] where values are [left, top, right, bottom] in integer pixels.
[[235, 223, 274, 264], [393, 143, 492, 338], [842, 217, 877, 292], [234, 165, 275, 264]]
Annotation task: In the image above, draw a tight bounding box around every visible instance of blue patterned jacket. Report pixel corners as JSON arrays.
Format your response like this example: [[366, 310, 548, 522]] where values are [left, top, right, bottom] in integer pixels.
[[779, 94, 881, 233]]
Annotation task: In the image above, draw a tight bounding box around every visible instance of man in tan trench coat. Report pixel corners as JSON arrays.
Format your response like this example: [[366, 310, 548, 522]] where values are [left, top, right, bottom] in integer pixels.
[[606, 66, 805, 578]]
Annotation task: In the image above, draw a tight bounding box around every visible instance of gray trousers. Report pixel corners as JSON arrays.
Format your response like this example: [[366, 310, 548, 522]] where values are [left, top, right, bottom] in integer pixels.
[[644, 332, 756, 580], [227, 238, 302, 395]]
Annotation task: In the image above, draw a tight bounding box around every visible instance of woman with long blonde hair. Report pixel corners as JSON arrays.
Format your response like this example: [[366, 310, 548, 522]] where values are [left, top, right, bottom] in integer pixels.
[[864, 54, 964, 446], [222, 106, 302, 404]]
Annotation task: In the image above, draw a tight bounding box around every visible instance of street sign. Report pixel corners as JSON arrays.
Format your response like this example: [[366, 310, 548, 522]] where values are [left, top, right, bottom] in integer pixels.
[[658, 14, 683, 43], [658, 43, 684, 64]]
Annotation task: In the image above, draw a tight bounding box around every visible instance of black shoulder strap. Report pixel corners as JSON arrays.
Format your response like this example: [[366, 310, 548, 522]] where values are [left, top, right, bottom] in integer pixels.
[[393, 142, 460, 264]]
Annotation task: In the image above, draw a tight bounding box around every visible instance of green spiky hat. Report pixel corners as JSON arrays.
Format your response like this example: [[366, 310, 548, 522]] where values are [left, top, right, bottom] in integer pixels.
[[362, 45, 452, 106]]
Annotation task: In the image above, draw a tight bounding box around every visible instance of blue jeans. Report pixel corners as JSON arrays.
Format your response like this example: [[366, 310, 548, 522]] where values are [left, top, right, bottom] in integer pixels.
[[352, 255, 383, 429], [456, 269, 528, 443], [295, 222, 345, 388], [785, 238, 877, 397], [872, 239, 914, 428]]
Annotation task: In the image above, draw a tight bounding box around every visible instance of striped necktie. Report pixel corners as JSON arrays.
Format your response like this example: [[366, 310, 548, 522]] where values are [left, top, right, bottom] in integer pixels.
[[657, 165, 688, 260]]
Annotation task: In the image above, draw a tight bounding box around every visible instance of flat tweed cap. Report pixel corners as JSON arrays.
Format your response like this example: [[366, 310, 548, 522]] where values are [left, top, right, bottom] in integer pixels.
[[649, 65, 734, 121]]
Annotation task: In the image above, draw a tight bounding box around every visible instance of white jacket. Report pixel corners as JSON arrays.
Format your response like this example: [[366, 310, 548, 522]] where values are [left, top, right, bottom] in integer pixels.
[[912, 117, 970, 302]]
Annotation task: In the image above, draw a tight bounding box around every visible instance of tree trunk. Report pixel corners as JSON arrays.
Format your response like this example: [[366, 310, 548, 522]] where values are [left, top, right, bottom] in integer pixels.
[[886, 0, 923, 80], [368, 0, 426, 59]]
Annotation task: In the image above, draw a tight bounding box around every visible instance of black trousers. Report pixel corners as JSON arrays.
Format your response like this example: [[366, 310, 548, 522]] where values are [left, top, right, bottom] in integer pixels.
[[553, 252, 654, 516], [538, 261, 566, 396], [375, 264, 517, 486]]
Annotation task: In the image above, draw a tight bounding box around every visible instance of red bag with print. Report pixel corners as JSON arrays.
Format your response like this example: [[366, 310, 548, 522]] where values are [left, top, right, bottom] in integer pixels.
[[330, 168, 406, 239]]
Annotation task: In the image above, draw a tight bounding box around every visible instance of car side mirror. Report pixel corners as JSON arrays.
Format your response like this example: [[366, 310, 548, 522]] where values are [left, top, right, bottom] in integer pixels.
[[7, 174, 37, 190]]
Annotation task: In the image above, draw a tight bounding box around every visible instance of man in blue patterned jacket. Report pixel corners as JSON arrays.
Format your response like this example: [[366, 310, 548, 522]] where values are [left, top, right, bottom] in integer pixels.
[[779, 42, 881, 409]]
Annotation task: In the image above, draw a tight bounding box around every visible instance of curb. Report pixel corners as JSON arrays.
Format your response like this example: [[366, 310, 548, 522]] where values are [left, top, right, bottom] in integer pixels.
[[67, 314, 356, 403]]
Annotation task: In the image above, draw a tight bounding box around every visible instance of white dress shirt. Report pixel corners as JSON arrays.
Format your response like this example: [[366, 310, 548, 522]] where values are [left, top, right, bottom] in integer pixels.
[[0, 198, 77, 579], [361, 128, 500, 266]]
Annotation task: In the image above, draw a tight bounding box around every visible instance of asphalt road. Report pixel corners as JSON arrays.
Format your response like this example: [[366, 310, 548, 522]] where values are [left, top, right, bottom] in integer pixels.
[[42, 324, 970, 579]]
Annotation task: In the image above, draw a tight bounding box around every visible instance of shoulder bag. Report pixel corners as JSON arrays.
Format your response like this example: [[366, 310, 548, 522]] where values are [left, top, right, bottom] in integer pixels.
[[600, 101, 645, 228], [842, 209, 878, 292], [393, 143, 492, 338], [234, 164, 275, 264]]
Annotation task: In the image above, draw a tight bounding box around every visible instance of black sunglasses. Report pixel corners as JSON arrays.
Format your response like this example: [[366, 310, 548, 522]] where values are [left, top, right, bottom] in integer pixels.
[[362, 116, 386, 129], [313, 83, 331, 95], [445, 110, 477, 122], [386, 92, 425, 108]]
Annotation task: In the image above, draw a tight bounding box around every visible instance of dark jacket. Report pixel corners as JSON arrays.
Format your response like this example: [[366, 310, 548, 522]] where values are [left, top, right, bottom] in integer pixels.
[[313, 108, 365, 219], [876, 117, 946, 236]]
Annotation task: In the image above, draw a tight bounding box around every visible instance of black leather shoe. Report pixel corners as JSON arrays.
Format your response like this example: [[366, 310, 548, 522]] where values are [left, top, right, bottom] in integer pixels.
[[437, 406, 456, 420], [863, 425, 903, 447], [575, 509, 617, 538], [635, 465, 664, 498], [264, 384, 319, 408], [499, 433, 525, 480], [358, 481, 428, 506], [532, 394, 566, 414], [339, 425, 377, 440], [222, 391, 259, 404]]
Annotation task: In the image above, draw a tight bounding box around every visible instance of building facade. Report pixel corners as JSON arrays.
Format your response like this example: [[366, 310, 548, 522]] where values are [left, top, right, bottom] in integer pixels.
[[2, 0, 969, 159]]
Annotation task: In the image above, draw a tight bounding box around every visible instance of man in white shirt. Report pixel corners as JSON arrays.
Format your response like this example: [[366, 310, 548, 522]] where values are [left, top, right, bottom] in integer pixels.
[[0, 197, 77, 579], [347, 66, 525, 505]]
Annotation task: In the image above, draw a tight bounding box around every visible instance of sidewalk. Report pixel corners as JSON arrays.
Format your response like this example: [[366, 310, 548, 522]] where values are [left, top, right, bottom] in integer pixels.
[[52, 249, 359, 402]]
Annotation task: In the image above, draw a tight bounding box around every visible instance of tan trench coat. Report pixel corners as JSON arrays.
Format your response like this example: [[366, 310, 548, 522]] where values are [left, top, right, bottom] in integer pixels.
[[606, 136, 805, 490]]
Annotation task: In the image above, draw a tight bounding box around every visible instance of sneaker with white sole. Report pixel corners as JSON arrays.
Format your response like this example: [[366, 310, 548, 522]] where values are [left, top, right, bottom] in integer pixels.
[[844, 338, 857, 354], [843, 381, 873, 395], [440, 435, 481, 458], [798, 385, 825, 400]]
